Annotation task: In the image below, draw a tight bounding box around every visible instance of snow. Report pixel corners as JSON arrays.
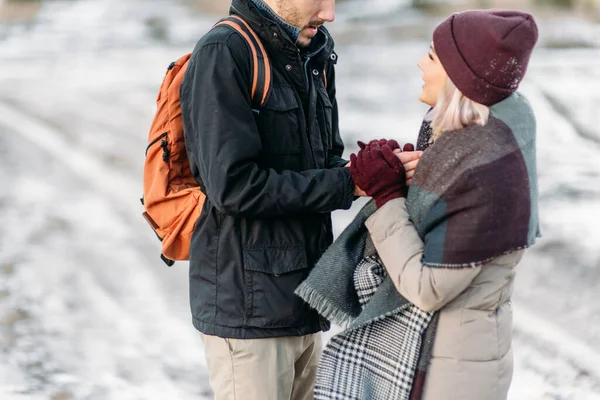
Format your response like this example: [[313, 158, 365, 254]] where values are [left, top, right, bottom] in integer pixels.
[[1, 0, 599, 399]]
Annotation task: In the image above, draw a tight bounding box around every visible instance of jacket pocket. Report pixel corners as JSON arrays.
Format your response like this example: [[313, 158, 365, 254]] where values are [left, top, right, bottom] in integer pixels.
[[258, 85, 301, 155], [316, 86, 333, 150], [242, 246, 311, 328]]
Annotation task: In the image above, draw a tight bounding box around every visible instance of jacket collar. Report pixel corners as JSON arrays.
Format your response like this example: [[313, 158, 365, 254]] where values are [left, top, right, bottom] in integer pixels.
[[230, 0, 334, 62], [249, 0, 301, 43]]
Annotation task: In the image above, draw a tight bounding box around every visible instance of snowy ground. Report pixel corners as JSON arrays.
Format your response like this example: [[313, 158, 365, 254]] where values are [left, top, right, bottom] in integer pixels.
[[0, 0, 599, 399]]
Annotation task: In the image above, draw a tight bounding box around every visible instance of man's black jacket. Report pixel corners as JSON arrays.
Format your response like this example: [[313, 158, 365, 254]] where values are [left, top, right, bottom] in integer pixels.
[[180, 0, 355, 339]]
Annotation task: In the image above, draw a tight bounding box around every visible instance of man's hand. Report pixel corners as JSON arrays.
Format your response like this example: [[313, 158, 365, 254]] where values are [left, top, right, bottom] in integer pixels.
[[393, 145, 423, 186], [347, 161, 367, 196]]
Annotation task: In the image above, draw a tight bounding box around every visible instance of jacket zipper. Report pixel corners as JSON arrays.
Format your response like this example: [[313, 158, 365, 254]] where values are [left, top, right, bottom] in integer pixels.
[[299, 91, 319, 169]]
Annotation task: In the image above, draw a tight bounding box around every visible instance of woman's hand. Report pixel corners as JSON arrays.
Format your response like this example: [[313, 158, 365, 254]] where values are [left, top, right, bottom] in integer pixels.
[[393, 144, 423, 186], [350, 141, 407, 208]]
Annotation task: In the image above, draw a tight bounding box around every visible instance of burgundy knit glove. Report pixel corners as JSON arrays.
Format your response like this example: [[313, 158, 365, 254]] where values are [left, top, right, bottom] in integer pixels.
[[358, 139, 400, 152], [359, 140, 413, 153], [350, 142, 407, 208], [402, 143, 415, 152]]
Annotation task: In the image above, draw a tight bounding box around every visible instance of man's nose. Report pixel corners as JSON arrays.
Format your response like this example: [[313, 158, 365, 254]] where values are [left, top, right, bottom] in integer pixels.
[[317, 0, 335, 23]]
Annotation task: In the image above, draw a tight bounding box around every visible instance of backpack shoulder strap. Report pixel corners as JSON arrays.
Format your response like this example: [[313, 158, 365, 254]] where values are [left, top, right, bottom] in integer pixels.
[[214, 16, 271, 110]]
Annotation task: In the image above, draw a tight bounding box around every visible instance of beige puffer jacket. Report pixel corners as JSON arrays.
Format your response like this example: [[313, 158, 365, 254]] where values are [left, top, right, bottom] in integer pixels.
[[365, 197, 525, 400]]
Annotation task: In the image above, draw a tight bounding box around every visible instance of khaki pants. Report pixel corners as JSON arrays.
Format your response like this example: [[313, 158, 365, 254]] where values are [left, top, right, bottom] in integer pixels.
[[201, 333, 322, 400]]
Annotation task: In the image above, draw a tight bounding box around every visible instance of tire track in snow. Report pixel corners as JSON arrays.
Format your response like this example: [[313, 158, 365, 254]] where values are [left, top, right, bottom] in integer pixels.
[[0, 100, 141, 217], [0, 97, 190, 311], [539, 90, 600, 147]]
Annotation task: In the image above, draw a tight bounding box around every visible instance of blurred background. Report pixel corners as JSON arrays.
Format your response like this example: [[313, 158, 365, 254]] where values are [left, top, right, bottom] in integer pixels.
[[1, 0, 599, 399]]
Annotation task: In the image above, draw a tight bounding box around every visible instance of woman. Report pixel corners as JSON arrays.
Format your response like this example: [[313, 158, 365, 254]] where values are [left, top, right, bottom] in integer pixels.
[[297, 9, 540, 400]]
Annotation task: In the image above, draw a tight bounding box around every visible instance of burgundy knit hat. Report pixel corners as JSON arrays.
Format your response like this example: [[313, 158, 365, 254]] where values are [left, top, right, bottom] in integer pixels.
[[433, 9, 538, 106]]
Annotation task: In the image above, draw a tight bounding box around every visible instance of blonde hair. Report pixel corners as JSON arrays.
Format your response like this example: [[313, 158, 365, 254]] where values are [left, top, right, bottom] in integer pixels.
[[426, 77, 490, 141]]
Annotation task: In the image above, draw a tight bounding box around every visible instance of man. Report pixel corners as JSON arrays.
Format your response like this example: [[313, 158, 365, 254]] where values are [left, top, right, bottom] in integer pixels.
[[180, 0, 358, 398]]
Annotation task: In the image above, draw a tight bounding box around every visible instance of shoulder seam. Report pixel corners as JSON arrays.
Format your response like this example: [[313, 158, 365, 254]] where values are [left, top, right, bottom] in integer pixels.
[[200, 25, 238, 46]]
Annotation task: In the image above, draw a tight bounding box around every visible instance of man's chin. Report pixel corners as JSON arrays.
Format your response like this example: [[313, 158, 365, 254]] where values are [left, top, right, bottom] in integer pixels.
[[296, 35, 312, 48], [297, 28, 321, 48]]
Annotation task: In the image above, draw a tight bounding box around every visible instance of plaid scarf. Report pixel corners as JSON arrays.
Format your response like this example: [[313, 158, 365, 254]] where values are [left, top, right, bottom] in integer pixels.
[[315, 256, 433, 400], [409, 92, 541, 268]]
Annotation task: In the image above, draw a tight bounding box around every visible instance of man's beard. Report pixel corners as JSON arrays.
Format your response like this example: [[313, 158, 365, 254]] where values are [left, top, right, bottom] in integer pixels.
[[275, 0, 304, 29], [275, 0, 322, 48]]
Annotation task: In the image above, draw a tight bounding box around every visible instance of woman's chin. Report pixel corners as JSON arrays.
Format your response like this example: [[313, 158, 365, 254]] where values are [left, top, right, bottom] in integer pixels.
[[418, 94, 434, 107]]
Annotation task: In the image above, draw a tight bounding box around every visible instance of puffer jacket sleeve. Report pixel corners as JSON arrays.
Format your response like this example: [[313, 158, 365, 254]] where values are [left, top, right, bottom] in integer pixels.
[[365, 198, 481, 312]]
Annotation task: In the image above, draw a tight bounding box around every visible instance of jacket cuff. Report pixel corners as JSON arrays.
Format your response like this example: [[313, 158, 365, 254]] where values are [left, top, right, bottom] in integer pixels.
[[329, 155, 350, 169], [365, 197, 411, 243], [337, 167, 356, 210]]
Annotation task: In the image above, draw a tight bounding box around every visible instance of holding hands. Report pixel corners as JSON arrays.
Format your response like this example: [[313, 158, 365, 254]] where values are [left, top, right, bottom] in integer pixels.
[[349, 140, 422, 207]]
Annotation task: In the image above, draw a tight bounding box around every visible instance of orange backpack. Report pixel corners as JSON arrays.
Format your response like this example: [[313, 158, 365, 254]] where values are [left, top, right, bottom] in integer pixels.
[[141, 16, 272, 266]]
